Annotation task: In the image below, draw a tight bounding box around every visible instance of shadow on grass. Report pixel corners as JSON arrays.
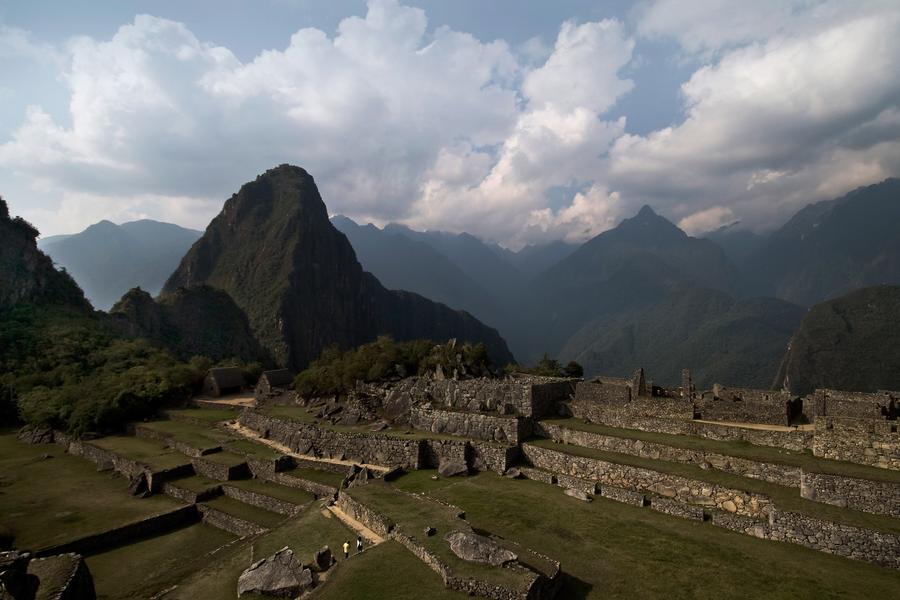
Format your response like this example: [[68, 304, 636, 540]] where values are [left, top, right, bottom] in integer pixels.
[[559, 572, 593, 599]]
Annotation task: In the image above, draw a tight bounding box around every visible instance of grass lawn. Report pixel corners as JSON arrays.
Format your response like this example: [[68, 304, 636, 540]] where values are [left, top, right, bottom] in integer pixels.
[[198, 450, 248, 467], [0, 433, 181, 550], [316, 540, 467, 600], [225, 438, 284, 460], [392, 470, 900, 600], [200, 496, 286, 529], [165, 502, 354, 600], [163, 474, 222, 494], [139, 420, 233, 450], [166, 407, 241, 423], [346, 481, 534, 592], [225, 478, 316, 506], [86, 523, 236, 599], [544, 418, 900, 484], [527, 439, 900, 535], [88, 435, 191, 471], [284, 466, 345, 488]]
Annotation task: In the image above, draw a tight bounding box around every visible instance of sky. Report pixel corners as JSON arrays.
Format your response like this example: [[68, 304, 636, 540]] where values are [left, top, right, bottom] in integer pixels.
[[1, 0, 899, 248]]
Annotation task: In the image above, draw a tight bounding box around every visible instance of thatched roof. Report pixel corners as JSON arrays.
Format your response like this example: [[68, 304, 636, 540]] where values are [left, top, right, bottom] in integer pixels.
[[261, 369, 294, 387], [207, 367, 244, 389]]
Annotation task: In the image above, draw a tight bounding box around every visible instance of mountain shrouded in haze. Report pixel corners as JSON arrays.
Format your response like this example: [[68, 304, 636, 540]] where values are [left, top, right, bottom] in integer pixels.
[[774, 285, 900, 396], [163, 164, 514, 370], [39, 219, 202, 310], [742, 178, 900, 306]]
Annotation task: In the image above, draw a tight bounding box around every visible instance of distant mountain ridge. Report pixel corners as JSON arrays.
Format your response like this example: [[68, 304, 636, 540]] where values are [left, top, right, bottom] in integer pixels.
[[39, 219, 202, 310], [163, 164, 514, 370]]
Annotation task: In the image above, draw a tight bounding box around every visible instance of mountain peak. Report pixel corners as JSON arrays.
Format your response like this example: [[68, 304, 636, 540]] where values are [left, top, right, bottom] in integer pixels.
[[637, 204, 657, 217]]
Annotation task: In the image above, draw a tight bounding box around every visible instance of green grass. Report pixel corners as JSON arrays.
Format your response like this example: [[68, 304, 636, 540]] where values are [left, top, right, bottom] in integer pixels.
[[200, 496, 286, 529], [284, 466, 345, 488], [88, 436, 191, 471], [86, 523, 236, 599], [163, 474, 222, 494], [526, 440, 900, 535], [225, 479, 316, 506], [544, 418, 900, 484], [392, 470, 900, 600], [166, 407, 241, 423], [225, 438, 284, 460], [166, 501, 355, 600], [0, 433, 181, 550], [197, 450, 247, 467], [346, 481, 534, 592], [138, 420, 233, 450], [316, 540, 467, 600]]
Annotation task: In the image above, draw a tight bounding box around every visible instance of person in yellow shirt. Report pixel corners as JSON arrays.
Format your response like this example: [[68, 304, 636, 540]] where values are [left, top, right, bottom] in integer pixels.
[[342, 541, 350, 559]]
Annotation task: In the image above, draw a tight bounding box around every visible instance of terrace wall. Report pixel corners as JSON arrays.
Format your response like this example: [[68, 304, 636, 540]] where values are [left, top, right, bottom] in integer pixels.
[[812, 417, 900, 470], [409, 407, 527, 444], [812, 389, 897, 419], [800, 471, 900, 518], [694, 388, 792, 426]]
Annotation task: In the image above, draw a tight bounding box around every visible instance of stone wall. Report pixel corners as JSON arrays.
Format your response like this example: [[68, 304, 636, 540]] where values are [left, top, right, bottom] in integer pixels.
[[574, 380, 630, 404], [812, 417, 900, 470], [813, 389, 897, 419], [800, 471, 900, 518], [522, 444, 771, 519], [420, 439, 468, 469], [469, 442, 518, 474], [537, 422, 800, 487], [222, 484, 302, 515], [694, 388, 792, 426], [555, 473, 597, 495], [134, 424, 221, 457], [336, 493, 395, 538], [597, 484, 645, 506], [197, 505, 268, 537], [72, 440, 193, 492], [648, 496, 705, 521], [409, 407, 527, 444], [253, 469, 338, 498], [38, 506, 199, 556], [569, 401, 813, 452], [191, 456, 249, 481]]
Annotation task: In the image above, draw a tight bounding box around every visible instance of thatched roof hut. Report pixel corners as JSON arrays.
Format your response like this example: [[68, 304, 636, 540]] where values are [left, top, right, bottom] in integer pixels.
[[256, 369, 294, 396], [203, 367, 244, 397]]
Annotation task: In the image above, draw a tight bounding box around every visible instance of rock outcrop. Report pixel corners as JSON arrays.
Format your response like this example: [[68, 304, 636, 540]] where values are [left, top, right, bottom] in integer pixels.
[[237, 547, 313, 598], [445, 531, 517, 567], [162, 165, 513, 370]]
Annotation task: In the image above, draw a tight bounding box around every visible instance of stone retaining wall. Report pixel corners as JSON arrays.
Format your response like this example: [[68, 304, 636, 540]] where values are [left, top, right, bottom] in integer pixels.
[[409, 407, 527, 444], [522, 444, 771, 519], [800, 471, 900, 518], [569, 401, 813, 452], [537, 422, 800, 487], [598, 484, 645, 506], [72, 441, 193, 492], [648, 496, 705, 520], [161, 481, 221, 504], [37, 506, 199, 556], [197, 505, 268, 537], [812, 417, 900, 470], [519, 467, 556, 485], [222, 485, 302, 516], [134, 424, 220, 457], [470, 441, 518, 474], [813, 389, 897, 419], [253, 469, 338, 498], [191, 456, 249, 481], [244, 455, 294, 477], [420, 439, 468, 469], [694, 387, 792, 426], [555, 473, 596, 495], [336, 493, 395, 538]]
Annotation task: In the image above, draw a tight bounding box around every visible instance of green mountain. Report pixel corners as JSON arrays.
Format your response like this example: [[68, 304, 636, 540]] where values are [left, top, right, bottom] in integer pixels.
[[743, 178, 900, 305], [39, 219, 202, 310], [163, 164, 514, 370], [774, 285, 900, 395]]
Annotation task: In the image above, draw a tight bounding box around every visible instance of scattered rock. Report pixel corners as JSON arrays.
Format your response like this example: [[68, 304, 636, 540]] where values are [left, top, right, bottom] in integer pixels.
[[16, 425, 53, 445], [128, 473, 150, 497], [312, 546, 334, 572], [504, 468, 522, 479], [722, 500, 737, 513], [237, 547, 313, 598], [424, 526, 436, 537], [430, 475, 440, 481], [41, 453, 53, 460], [564, 488, 592, 502], [370, 421, 389, 432], [438, 461, 468, 478], [445, 531, 517, 566]]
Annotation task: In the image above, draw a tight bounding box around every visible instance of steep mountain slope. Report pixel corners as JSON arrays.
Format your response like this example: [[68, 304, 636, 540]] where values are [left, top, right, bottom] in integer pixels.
[[109, 286, 269, 364], [531, 205, 741, 355], [743, 178, 900, 305], [703, 222, 767, 268], [163, 165, 513, 370], [39, 219, 202, 310], [507, 241, 578, 279], [0, 198, 89, 312], [331, 215, 503, 324], [774, 286, 900, 395], [560, 285, 803, 388]]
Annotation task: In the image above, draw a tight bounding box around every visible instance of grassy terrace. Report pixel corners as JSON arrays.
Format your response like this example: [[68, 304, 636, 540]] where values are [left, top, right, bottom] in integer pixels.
[[260, 405, 494, 444], [87, 523, 236, 600], [543, 418, 900, 484], [285, 466, 346, 488], [200, 495, 286, 529], [197, 450, 248, 467], [226, 478, 316, 506], [346, 480, 534, 592], [166, 407, 241, 423], [139, 419, 234, 449], [168, 501, 354, 600], [0, 433, 181, 551], [88, 435, 191, 471], [224, 437, 284, 460], [526, 439, 900, 535], [164, 474, 222, 494], [317, 540, 467, 600], [394, 470, 900, 600]]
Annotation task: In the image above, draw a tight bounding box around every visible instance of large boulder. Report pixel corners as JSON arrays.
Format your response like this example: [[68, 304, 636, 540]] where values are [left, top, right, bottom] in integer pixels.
[[438, 461, 468, 478], [0, 551, 37, 600], [312, 546, 333, 572], [445, 531, 517, 567], [16, 426, 53, 445], [237, 547, 313, 598]]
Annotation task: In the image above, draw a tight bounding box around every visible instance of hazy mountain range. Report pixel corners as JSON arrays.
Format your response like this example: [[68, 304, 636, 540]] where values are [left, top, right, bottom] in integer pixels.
[[29, 174, 900, 389]]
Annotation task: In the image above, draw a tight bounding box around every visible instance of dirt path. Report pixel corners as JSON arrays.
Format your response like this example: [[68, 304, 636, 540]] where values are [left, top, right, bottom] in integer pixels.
[[694, 419, 814, 432], [223, 421, 389, 473], [195, 394, 257, 408], [324, 505, 385, 545]]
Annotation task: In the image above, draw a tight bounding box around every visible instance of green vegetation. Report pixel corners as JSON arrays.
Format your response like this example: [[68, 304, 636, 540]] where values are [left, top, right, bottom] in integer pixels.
[[527, 439, 900, 535], [0, 433, 180, 550], [317, 540, 467, 600], [225, 479, 316, 506], [393, 470, 900, 600], [86, 524, 235, 600], [294, 336, 492, 399], [88, 436, 192, 471], [283, 466, 346, 488], [225, 438, 284, 460], [544, 418, 900, 484], [510, 354, 583, 378], [166, 407, 241, 423], [139, 419, 233, 450], [200, 496, 286, 529]]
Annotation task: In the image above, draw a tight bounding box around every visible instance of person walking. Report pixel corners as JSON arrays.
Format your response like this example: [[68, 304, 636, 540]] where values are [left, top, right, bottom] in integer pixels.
[[356, 536, 363, 554], [342, 540, 350, 559]]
